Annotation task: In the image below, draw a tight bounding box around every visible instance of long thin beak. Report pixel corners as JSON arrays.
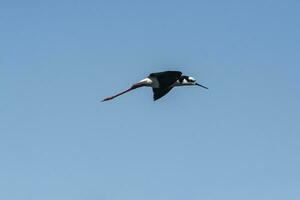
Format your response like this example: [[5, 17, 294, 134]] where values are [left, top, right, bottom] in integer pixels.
[[196, 83, 208, 89]]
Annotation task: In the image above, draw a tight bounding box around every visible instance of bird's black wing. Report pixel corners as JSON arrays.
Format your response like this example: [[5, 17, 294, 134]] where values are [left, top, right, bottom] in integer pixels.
[[149, 71, 182, 101], [152, 87, 173, 101], [149, 71, 182, 89]]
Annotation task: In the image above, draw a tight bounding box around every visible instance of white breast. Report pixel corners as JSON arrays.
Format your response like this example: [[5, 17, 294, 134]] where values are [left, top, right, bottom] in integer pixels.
[[171, 79, 191, 87]]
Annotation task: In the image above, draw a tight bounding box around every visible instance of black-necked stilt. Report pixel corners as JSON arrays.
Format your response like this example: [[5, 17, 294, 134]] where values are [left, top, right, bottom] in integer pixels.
[[102, 71, 208, 102]]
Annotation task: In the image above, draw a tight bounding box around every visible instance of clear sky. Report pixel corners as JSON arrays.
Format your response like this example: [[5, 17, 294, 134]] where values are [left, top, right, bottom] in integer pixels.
[[1, 0, 300, 199]]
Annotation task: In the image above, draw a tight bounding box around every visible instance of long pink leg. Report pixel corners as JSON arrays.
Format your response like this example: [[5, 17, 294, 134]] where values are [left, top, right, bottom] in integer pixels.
[[102, 84, 141, 102]]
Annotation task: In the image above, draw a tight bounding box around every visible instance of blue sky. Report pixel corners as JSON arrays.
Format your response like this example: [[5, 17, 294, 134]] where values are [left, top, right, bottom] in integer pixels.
[[1, 1, 300, 199]]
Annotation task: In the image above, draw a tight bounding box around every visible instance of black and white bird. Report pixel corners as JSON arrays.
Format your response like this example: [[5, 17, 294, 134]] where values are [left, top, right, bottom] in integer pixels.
[[102, 71, 208, 102]]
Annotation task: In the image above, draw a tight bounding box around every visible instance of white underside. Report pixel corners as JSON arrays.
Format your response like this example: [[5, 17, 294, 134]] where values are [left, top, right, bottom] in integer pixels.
[[139, 77, 160, 88], [139, 77, 192, 88]]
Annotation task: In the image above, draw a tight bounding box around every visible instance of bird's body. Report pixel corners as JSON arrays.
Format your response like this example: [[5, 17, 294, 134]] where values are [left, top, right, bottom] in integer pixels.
[[102, 70, 208, 101]]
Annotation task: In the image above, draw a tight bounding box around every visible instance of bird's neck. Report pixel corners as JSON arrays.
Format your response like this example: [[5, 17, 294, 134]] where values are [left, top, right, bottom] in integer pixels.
[[172, 80, 194, 87]]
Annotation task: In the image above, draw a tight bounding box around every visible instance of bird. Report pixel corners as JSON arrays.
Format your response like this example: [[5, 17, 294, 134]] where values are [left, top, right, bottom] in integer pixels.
[[102, 70, 208, 102]]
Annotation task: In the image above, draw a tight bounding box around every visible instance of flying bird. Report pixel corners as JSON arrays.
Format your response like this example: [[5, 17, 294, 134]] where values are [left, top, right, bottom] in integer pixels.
[[102, 71, 208, 102]]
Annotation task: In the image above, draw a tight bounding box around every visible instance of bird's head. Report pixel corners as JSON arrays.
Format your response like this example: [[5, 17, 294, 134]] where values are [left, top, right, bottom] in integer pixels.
[[181, 76, 209, 89]]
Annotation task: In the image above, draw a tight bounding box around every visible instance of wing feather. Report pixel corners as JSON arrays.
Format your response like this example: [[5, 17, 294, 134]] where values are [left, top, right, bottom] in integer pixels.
[[149, 71, 182, 89], [152, 87, 173, 101]]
